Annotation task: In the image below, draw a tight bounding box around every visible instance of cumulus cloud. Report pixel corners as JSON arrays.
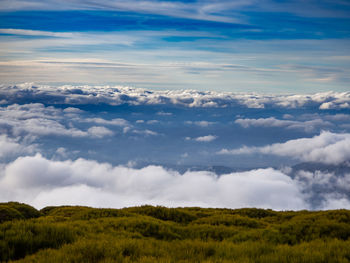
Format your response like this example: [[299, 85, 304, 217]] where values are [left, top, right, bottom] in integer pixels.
[[0, 135, 36, 159], [292, 169, 350, 209], [0, 154, 307, 210], [87, 126, 114, 138], [323, 114, 350, 121], [185, 121, 215, 127], [195, 135, 217, 142], [0, 103, 124, 138], [235, 117, 331, 132], [1, 84, 350, 109], [55, 147, 68, 158], [185, 135, 217, 142], [0, 103, 85, 137], [194, 135, 217, 142], [13, 118, 88, 137], [82, 117, 129, 126], [0, 103, 62, 121], [1, 150, 350, 210], [63, 107, 84, 114], [219, 131, 350, 165], [320, 102, 350, 110]]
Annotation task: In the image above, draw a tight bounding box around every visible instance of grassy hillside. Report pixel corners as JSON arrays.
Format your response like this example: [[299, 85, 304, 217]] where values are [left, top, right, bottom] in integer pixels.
[[1, 202, 350, 262]]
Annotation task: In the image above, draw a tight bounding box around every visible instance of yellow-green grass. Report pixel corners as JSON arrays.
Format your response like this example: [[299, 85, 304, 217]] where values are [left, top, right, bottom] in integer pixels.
[[1, 202, 350, 262]]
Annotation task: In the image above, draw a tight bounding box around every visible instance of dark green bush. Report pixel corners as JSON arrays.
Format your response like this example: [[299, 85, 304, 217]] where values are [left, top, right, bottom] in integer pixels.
[[233, 208, 277, 218], [192, 214, 263, 228], [4, 202, 41, 219], [126, 205, 197, 224], [0, 206, 24, 223], [0, 202, 40, 223], [0, 220, 77, 261]]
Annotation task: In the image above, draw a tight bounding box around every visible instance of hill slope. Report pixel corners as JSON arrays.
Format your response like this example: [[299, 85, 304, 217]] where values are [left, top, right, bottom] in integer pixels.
[[1, 202, 350, 262]]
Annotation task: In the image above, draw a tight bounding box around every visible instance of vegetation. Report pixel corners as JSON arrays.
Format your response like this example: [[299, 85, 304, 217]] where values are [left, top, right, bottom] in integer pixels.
[[1, 202, 350, 262]]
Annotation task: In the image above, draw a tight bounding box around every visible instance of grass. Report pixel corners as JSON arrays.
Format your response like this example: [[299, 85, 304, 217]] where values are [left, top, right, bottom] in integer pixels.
[[1, 202, 350, 262]]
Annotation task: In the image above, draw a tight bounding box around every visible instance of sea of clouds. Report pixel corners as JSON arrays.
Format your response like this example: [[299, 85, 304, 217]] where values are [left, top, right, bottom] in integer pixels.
[[1, 83, 350, 109], [0, 84, 350, 210]]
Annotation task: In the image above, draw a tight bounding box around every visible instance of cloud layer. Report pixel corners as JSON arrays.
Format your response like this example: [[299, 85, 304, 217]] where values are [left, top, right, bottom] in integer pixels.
[[0, 154, 307, 210], [0, 84, 349, 210], [235, 117, 332, 132], [1, 153, 349, 210], [1, 84, 350, 109]]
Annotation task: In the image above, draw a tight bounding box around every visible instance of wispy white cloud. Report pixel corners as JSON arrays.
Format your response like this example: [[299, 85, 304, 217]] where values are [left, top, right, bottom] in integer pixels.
[[0, 0, 245, 23], [186, 121, 216, 127], [0, 28, 76, 38], [1, 0, 348, 20], [195, 135, 217, 142], [146, 120, 159, 124], [1, 34, 349, 92], [131, 129, 158, 136], [82, 117, 129, 126], [157, 111, 172, 116], [87, 126, 114, 138], [235, 117, 332, 132], [219, 131, 350, 165]]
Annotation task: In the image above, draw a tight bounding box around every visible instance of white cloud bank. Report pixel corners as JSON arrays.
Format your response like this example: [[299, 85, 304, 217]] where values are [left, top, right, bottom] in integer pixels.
[[1, 83, 350, 109], [235, 117, 332, 132], [0, 154, 307, 210], [219, 131, 350, 165]]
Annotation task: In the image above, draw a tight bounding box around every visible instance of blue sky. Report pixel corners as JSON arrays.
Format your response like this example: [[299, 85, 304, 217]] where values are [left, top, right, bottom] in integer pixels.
[[0, 0, 350, 92]]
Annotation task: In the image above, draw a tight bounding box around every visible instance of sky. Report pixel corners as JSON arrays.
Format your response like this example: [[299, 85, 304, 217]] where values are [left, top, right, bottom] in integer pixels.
[[0, 1, 350, 210], [0, 0, 350, 93]]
